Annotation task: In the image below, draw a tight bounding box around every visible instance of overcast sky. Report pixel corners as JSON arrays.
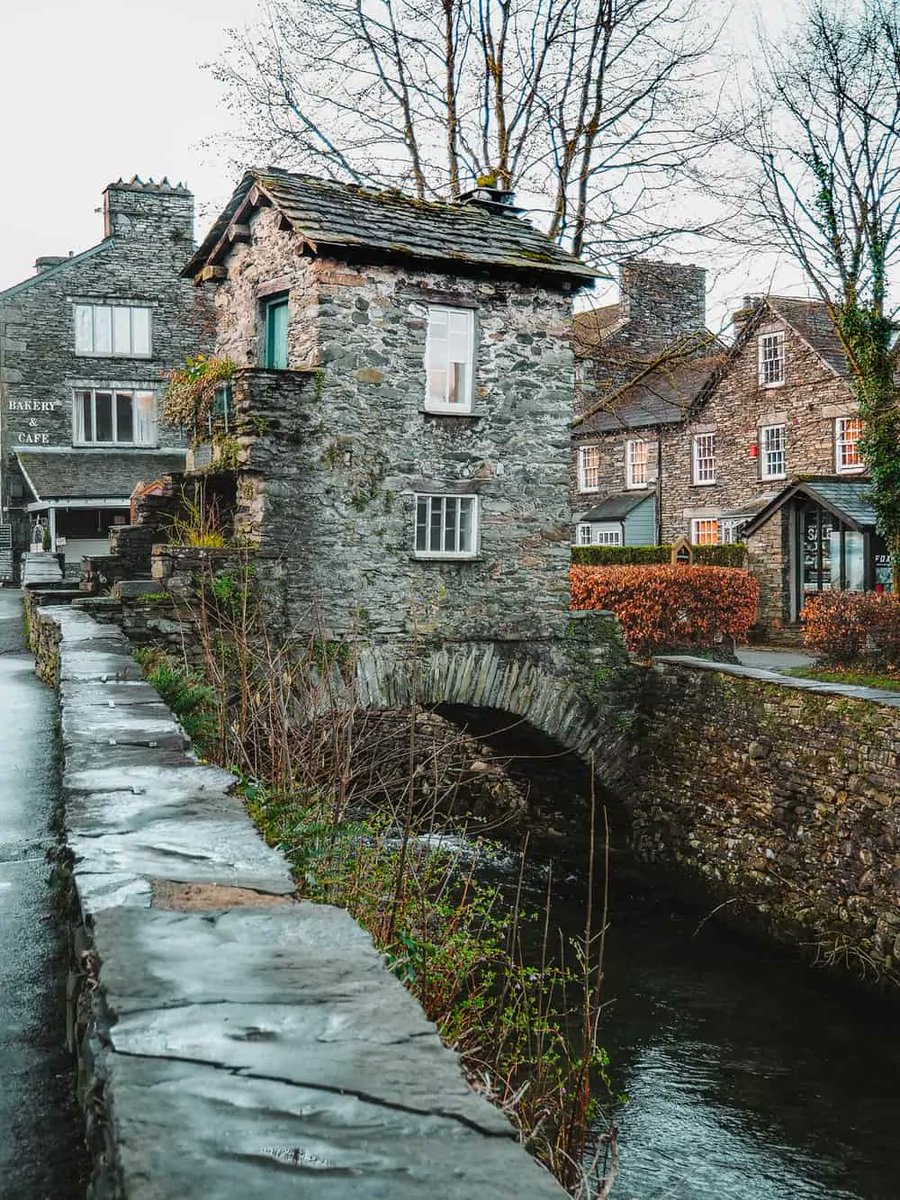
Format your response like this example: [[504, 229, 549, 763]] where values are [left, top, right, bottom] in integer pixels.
[[0, 0, 809, 331]]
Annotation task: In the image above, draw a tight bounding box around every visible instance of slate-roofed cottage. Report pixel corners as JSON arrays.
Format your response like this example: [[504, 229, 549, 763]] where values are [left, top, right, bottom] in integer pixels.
[[0, 178, 212, 578], [572, 261, 723, 547], [184, 169, 597, 643]]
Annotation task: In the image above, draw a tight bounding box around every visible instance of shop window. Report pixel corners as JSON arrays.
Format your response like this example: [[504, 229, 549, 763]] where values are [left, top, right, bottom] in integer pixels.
[[692, 433, 716, 484], [578, 445, 601, 492], [73, 389, 157, 446], [424, 306, 475, 412], [758, 331, 785, 386], [74, 304, 152, 358], [576, 524, 622, 546], [626, 439, 648, 489], [759, 423, 786, 480], [835, 416, 864, 473], [262, 294, 289, 369], [414, 494, 478, 557]]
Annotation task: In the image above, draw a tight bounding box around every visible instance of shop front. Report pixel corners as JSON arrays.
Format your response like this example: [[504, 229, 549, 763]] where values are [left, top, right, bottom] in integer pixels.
[[744, 478, 888, 625]]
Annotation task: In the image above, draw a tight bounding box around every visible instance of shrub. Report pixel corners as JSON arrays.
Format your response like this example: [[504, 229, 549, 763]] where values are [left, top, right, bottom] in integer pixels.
[[570, 564, 759, 655], [802, 591, 900, 668], [691, 542, 747, 568], [571, 544, 671, 566]]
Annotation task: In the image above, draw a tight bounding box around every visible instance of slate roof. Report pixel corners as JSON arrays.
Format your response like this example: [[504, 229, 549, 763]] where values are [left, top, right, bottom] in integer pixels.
[[186, 169, 598, 284], [578, 352, 723, 433], [743, 477, 875, 536], [573, 303, 627, 349], [580, 492, 654, 522], [766, 297, 850, 379], [16, 450, 186, 502]]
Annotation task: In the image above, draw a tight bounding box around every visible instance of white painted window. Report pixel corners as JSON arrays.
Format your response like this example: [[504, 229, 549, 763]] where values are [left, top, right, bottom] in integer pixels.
[[692, 433, 716, 484], [626, 439, 649, 489], [576, 524, 622, 546], [74, 304, 152, 358], [425, 306, 475, 412], [759, 423, 786, 480], [414, 494, 478, 557], [720, 519, 746, 544], [578, 445, 601, 492], [73, 389, 157, 446], [835, 416, 864, 473], [758, 331, 785, 386], [691, 518, 719, 545]]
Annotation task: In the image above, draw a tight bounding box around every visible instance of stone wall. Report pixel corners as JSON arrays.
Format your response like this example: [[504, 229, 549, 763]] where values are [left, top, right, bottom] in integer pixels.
[[631, 657, 900, 987]]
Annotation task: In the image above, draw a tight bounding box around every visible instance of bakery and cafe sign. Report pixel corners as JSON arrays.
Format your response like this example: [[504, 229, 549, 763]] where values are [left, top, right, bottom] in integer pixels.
[[5, 399, 61, 445]]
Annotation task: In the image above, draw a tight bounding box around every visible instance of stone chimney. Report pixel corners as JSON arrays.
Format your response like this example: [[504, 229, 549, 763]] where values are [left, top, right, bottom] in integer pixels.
[[102, 176, 194, 243], [457, 178, 521, 214], [34, 255, 68, 274], [619, 260, 707, 348], [731, 293, 763, 337]]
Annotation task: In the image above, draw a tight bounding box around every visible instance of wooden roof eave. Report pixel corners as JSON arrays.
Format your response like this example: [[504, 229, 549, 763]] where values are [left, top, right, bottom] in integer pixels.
[[743, 479, 870, 536]]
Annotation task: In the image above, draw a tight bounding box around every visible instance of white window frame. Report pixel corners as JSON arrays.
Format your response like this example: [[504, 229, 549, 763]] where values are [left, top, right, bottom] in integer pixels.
[[626, 439, 649, 489], [758, 331, 785, 387], [414, 494, 479, 559], [835, 416, 864, 474], [691, 518, 720, 545], [692, 433, 716, 485], [73, 388, 158, 447], [578, 445, 601, 493], [575, 523, 622, 547], [424, 306, 475, 413], [74, 304, 152, 358], [720, 518, 746, 544], [759, 423, 786, 480]]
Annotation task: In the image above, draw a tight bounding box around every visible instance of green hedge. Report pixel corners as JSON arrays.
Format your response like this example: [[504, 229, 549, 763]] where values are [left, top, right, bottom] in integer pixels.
[[571, 543, 748, 567], [571, 544, 672, 565], [691, 543, 748, 567]]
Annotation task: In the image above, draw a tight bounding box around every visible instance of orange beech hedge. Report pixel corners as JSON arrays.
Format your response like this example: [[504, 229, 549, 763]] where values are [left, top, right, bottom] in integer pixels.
[[802, 591, 900, 667], [570, 565, 759, 655]]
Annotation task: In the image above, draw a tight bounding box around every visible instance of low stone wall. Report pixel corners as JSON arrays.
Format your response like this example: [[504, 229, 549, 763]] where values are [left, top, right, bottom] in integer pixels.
[[632, 657, 900, 987], [29, 601, 566, 1200]]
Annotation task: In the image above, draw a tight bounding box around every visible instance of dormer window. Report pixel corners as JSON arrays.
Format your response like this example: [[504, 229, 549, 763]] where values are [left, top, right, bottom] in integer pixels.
[[425, 306, 474, 412], [758, 331, 785, 387]]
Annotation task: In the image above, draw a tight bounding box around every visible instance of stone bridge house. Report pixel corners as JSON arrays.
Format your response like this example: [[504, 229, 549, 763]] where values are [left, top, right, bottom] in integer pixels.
[[0, 178, 211, 579], [164, 170, 628, 765]]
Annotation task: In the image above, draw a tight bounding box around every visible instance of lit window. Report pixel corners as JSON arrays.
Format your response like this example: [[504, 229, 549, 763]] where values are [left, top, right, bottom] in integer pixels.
[[578, 445, 601, 492], [759, 424, 786, 479], [692, 433, 716, 484], [74, 304, 152, 357], [262, 294, 289, 369], [835, 416, 864, 473], [691, 518, 719, 545], [73, 389, 157, 446], [576, 524, 622, 546], [626, 439, 649, 489], [414, 494, 478, 557], [758, 331, 785, 386], [425, 306, 475, 412]]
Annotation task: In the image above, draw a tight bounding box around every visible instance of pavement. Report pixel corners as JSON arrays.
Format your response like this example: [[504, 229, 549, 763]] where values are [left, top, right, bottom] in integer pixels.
[[734, 646, 815, 673], [0, 590, 85, 1198]]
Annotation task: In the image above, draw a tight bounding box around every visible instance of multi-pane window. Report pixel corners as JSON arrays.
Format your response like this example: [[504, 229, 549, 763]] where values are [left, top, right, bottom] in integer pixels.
[[691, 518, 719, 545], [73, 389, 157, 446], [414, 494, 477, 557], [758, 331, 785, 386], [74, 304, 151, 358], [262, 294, 289, 369], [835, 416, 864, 473], [626, 439, 648, 489], [425, 306, 475, 411], [576, 524, 622, 546], [720, 519, 746, 544], [578, 445, 601, 492], [692, 433, 716, 484], [759, 423, 786, 480]]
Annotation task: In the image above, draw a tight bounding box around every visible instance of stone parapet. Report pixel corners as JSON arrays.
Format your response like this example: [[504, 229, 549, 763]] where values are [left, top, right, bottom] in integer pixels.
[[28, 603, 566, 1199]]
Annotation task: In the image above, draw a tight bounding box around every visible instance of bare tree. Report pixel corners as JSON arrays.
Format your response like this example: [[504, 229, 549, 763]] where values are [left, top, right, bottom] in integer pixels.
[[211, 0, 725, 258], [738, 0, 900, 582]]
